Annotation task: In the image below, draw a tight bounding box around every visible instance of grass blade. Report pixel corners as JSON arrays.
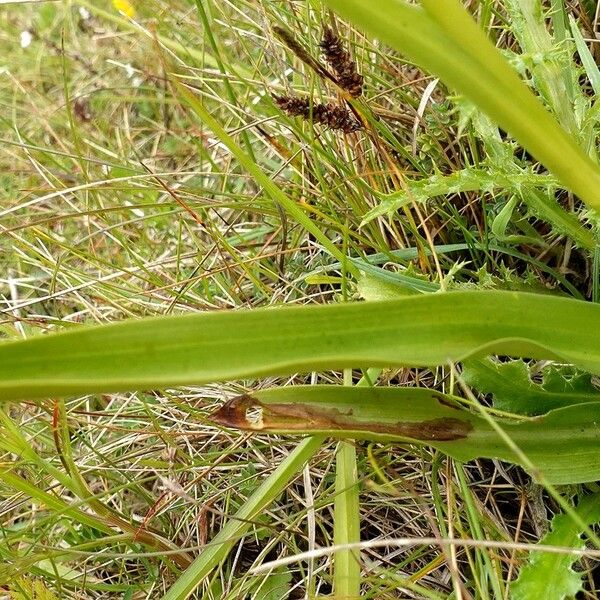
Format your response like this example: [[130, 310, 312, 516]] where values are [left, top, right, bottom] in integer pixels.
[[169, 75, 355, 270]]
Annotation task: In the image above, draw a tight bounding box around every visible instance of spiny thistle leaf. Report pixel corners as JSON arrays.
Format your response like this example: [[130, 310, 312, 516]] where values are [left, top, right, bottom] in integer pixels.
[[462, 358, 600, 415]]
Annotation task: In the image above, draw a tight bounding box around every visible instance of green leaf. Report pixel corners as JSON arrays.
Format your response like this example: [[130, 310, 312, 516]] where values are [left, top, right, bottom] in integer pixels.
[[254, 568, 292, 600], [356, 271, 419, 300], [210, 386, 600, 484], [491, 196, 519, 241], [1, 291, 600, 402], [511, 493, 600, 600], [569, 16, 600, 97], [352, 261, 437, 294], [463, 358, 600, 415]]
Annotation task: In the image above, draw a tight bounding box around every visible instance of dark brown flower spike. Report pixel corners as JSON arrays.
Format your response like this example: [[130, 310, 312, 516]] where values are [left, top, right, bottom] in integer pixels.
[[320, 27, 364, 98], [272, 25, 336, 84], [273, 94, 362, 134]]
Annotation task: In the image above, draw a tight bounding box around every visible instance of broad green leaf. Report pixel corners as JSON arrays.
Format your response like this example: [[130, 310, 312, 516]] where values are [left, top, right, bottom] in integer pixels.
[[356, 271, 419, 300], [463, 358, 600, 415], [323, 0, 598, 247], [211, 386, 600, 484], [1, 291, 600, 402], [511, 493, 600, 600]]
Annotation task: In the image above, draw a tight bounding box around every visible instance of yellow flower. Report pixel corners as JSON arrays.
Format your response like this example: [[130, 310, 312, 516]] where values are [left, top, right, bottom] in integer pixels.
[[112, 0, 135, 18]]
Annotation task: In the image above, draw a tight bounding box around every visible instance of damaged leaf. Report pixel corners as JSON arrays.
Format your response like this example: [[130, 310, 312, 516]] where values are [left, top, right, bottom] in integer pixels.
[[213, 393, 472, 440], [211, 386, 600, 484]]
